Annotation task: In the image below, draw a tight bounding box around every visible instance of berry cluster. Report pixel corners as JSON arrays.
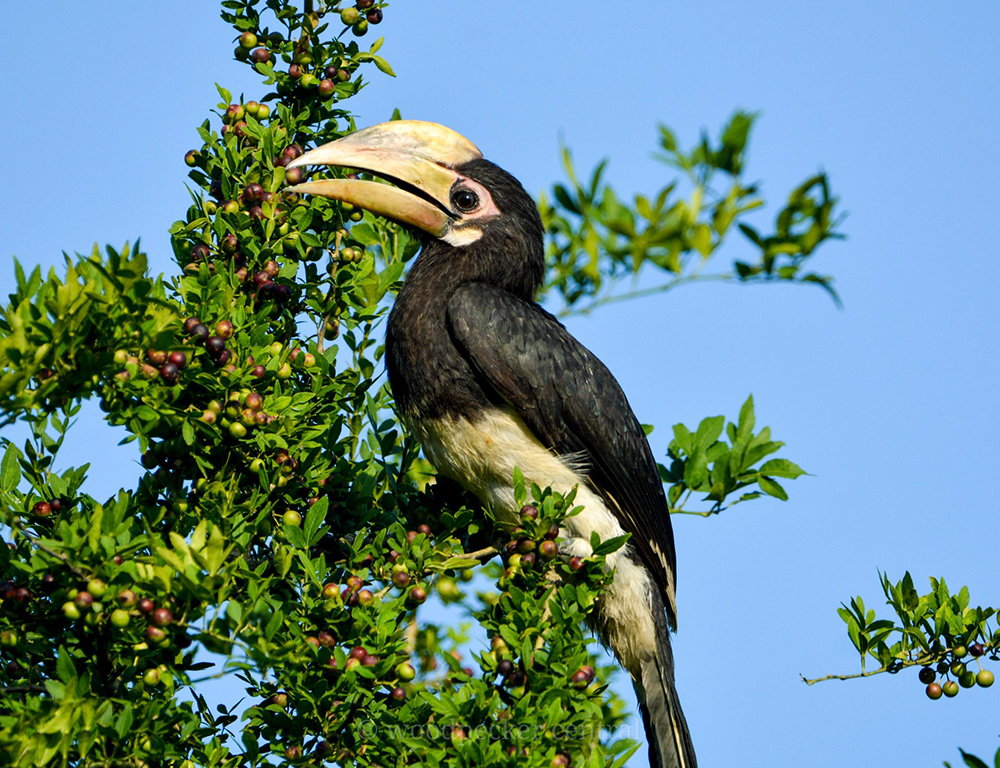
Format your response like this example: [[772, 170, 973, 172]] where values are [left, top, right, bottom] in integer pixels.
[[339, 0, 385, 38], [922, 640, 996, 699]]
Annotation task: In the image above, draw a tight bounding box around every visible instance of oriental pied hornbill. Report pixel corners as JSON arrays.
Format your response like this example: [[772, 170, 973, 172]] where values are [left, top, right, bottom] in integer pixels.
[[287, 121, 697, 768]]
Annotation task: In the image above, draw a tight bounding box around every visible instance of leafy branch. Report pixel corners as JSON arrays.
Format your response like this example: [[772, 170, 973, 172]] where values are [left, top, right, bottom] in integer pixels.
[[803, 572, 998, 698], [658, 395, 806, 516], [540, 111, 845, 316]]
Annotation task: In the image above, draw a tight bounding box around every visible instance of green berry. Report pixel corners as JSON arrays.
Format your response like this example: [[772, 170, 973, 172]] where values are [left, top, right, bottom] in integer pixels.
[[110, 609, 131, 628], [942, 680, 960, 697], [977, 669, 995, 688], [958, 671, 976, 688], [283, 510, 302, 527], [143, 668, 161, 686], [352, 19, 369, 36], [340, 7, 361, 24], [228, 421, 247, 439], [239, 31, 258, 49]]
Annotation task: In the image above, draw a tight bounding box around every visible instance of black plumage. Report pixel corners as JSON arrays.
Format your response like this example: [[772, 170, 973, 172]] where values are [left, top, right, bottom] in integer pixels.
[[447, 282, 678, 621]]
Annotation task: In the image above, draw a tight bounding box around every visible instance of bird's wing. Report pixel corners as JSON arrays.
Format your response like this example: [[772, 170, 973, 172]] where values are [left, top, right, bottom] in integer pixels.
[[447, 282, 677, 616]]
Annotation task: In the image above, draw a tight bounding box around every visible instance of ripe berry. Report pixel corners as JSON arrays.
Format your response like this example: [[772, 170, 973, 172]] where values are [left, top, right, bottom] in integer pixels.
[[318, 79, 336, 98], [6, 661, 25, 679], [75, 591, 94, 609], [408, 586, 427, 605], [569, 556, 585, 571], [969, 643, 985, 657], [160, 363, 179, 384], [147, 349, 168, 366], [117, 589, 137, 607], [357, 0, 374, 8], [251, 364, 266, 379], [520, 504, 539, 521], [390, 686, 407, 701], [250, 48, 270, 64], [152, 608, 173, 627], [497, 659, 514, 677], [978, 669, 995, 688], [367, 8, 383, 24], [244, 183, 264, 202], [205, 336, 226, 358], [918, 667, 936, 684], [285, 746, 302, 760], [137, 598, 155, 615], [215, 320, 234, 339], [168, 351, 187, 369], [552, 755, 570, 768], [32, 501, 51, 517]]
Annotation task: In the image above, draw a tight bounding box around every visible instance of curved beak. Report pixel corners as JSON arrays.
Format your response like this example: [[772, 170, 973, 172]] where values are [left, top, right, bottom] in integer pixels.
[[285, 120, 482, 238]]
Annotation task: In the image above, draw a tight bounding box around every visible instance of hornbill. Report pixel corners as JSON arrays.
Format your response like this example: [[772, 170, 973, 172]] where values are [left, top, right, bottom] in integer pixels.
[[287, 121, 697, 768]]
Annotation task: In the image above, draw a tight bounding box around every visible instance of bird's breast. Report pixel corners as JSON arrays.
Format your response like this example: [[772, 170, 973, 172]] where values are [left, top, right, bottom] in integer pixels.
[[411, 406, 623, 546]]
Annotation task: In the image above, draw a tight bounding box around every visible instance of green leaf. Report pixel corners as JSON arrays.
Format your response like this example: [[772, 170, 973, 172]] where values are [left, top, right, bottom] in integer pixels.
[[371, 55, 395, 77], [0, 443, 20, 492], [304, 496, 328, 546], [694, 415, 724, 448], [757, 476, 788, 501], [958, 750, 990, 768], [757, 458, 806, 479], [900, 571, 919, 612], [56, 646, 76, 685]]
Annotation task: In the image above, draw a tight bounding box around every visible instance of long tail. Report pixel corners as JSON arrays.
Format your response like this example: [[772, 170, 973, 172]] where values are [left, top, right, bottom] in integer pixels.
[[633, 598, 697, 768]]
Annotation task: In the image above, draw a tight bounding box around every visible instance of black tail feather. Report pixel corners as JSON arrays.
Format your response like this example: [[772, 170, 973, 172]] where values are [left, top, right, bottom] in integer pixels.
[[634, 602, 697, 768]]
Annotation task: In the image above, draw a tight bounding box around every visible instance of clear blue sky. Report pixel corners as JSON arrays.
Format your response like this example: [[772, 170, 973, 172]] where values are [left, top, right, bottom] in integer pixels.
[[2, 2, 998, 765]]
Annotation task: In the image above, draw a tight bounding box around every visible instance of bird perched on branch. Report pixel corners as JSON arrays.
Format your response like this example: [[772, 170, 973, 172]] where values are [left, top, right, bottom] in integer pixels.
[[287, 120, 697, 768]]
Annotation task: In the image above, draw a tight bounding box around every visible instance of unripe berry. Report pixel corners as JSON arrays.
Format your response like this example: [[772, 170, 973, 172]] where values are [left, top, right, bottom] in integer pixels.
[[239, 32, 257, 49]]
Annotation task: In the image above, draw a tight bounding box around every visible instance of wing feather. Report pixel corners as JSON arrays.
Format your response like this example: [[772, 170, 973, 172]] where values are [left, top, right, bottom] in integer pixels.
[[447, 282, 678, 618]]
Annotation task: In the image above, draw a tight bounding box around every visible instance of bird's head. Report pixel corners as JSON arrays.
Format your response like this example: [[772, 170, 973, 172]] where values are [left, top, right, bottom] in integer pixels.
[[286, 120, 544, 296]]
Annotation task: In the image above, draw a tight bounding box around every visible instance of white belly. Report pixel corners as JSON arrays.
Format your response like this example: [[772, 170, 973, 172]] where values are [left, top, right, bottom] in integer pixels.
[[413, 406, 660, 674]]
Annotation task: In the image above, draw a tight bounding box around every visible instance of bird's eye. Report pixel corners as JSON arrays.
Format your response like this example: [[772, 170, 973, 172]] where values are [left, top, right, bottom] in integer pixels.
[[451, 188, 479, 212]]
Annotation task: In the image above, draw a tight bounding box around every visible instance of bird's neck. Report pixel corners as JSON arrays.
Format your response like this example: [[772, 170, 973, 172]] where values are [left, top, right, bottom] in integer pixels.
[[387, 239, 537, 422]]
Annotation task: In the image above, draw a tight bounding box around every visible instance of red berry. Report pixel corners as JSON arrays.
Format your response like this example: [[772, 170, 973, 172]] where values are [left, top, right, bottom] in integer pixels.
[[408, 586, 427, 605], [367, 8, 383, 24], [390, 686, 406, 701], [569, 556, 585, 571], [147, 349, 168, 366], [183, 317, 202, 333], [137, 598, 155, 614], [151, 608, 173, 627], [32, 501, 51, 517], [168, 351, 187, 369], [318, 79, 336, 98], [250, 48, 270, 64], [350, 645, 367, 660]]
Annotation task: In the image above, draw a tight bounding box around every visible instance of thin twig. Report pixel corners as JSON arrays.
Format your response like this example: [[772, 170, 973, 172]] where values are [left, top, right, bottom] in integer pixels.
[[462, 545, 499, 563], [559, 273, 731, 318], [2, 685, 46, 694]]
